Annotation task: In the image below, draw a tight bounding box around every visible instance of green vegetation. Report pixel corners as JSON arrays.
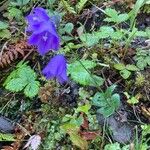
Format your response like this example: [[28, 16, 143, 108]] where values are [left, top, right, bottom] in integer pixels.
[[4, 62, 40, 98], [0, 0, 150, 150]]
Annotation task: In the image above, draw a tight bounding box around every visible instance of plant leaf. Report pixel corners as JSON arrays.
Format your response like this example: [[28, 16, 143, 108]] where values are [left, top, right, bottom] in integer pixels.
[[0, 21, 8, 30], [0, 29, 11, 39], [92, 85, 120, 117], [5, 78, 27, 92], [70, 133, 88, 150], [68, 60, 103, 86], [76, 0, 88, 13], [24, 81, 40, 98], [114, 63, 126, 70], [64, 23, 74, 34], [76, 104, 91, 115], [120, 69, 131, 79], [0, 133, 15, 141], [126, 64, 139, 71], [4, 61, 40, 98]]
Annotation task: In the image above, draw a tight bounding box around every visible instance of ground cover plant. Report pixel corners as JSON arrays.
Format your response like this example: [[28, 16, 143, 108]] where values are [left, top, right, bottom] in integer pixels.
[[0, 0, 150, 150]]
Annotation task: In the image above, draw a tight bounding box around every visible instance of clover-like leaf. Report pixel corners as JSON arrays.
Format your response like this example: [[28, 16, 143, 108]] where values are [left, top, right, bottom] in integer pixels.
[[0, 21, 8, 30], [68, 60, 104, 86], [114, 63, 126, 70], [92, 85, 120, 117], [126, 64, 138, 71], [120, 69, 131, 79]]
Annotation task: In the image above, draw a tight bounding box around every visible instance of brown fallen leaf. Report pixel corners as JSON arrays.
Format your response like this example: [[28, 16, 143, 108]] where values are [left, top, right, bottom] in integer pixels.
[[80, 131, 100, 140], [141, 106, 150, 120], [80, 113, 89, 130]]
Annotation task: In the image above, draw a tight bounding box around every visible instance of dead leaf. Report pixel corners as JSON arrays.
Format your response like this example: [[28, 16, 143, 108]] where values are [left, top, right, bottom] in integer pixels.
[[23, 135, 41, 150], [80, 113, 89, 130], [70, 133, 88, 150], [80, 131, 100, 140], [141, 106, 150, 119]]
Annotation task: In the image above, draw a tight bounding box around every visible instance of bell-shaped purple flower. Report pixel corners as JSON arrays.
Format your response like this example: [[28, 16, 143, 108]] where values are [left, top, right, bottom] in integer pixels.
[[26, 7, 50, 32], [26, 7, 60, 55], [28, 31, 60, 55], [42, 55, 68, 83]]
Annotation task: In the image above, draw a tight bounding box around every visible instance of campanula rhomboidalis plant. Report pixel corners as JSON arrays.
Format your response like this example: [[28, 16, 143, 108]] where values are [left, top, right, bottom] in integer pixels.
[[26, 7, 68, 84], [42, 54, 68, 83], [26, 7, 60, 56]]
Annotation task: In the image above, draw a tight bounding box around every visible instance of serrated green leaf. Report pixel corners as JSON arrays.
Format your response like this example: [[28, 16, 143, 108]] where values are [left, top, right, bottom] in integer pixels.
[[104, 8, 118, 18], [136, 60, 147, 70], [111, 94, 120, 109], [135, 31, 147, 37], [121, 70, 130, 79], [18, 66, 37, 81], [4, 71, 18, 86], [68, 60, 96, 71], [4, 61, 40, 98], [146, 56, 150, 65], [110, 31, 123, 40], [114, 63, 126, 70], [104, 8, 129, 24], [104, 8, 119, 23], [64, 23, 74, 34], [61, 0, 76, 14], [76, 0, 88, 13], [11, 0, 30, 6], [8, 7, 23, 20], [0, 21, 8, 30], [68, 60, 103, 86], [92, 92, 106, 107], [97, 106, 114, 118], [5, 78, 27, 92], [79, 32, 100, 47], [0, 29, 11, 39], [105, 85, 117, 98], [117, 13, 129, 23], [0, 133, 15, 142], [120, 69, 131, 79], [126, 64, 139, 71], [24, 81, 40, 98], [88, 75, 104, 87], [127, 97, 139, 105], [99, 26, 114, 38], [76, 103, 91, 114], [104, 142, 121, 150], [92, 85, 120, 117], [80, 26, 115, 47]]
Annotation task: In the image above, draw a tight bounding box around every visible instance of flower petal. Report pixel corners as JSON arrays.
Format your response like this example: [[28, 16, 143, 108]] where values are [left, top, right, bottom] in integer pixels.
[[42, 55, 68, 83]]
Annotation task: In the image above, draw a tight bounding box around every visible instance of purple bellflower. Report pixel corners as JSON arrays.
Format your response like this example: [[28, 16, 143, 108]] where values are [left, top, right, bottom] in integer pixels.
[[26, 7, 60, 55], [42, 55, 68, 83]]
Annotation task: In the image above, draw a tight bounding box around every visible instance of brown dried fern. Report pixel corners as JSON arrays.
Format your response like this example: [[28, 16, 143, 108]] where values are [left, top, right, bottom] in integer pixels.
[[0, 40, 34, 68]]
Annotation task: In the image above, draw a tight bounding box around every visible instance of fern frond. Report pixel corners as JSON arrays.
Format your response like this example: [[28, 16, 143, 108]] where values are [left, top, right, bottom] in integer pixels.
[[0, 40, 34, 69], [0, 133, 15, 141], [61, 0, 76, 14], [76, 0, 88, 13]]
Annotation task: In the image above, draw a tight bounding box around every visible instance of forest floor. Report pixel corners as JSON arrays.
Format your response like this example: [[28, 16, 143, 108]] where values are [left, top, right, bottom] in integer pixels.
[[0, 0, 150, 150]]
